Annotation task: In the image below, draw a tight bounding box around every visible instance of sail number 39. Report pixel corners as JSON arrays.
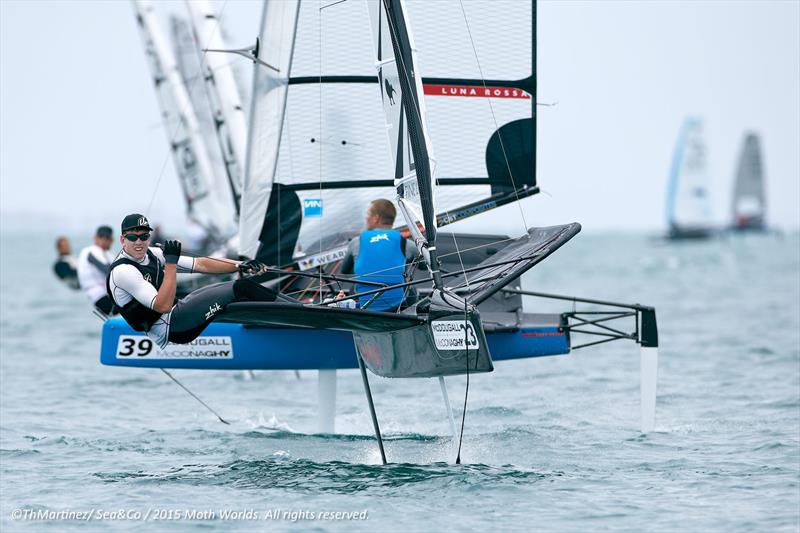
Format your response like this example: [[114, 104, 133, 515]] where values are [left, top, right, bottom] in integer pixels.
[[116, 336, 154, 357]]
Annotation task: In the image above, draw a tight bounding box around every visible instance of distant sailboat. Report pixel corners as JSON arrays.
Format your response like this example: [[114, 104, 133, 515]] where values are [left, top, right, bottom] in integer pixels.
[[133, 0, 237, 245], [731, 132, 767, 231], [665, 118, 714, 239]]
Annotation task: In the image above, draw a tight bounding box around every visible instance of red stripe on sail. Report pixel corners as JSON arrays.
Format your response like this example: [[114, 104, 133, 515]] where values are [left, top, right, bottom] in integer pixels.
[[423, 84, 531, 99]]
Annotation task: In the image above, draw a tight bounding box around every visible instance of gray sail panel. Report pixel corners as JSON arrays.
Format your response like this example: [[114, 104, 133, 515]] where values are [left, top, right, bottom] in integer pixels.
[[732, 133, 766, 228], [186, 0, 249, 210], [170, 16, 229, 207], [133, 0, 236, 240]]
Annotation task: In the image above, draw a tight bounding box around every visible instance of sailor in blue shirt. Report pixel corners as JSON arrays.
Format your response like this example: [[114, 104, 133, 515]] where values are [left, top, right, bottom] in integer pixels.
[[340, 199, 417, 311]]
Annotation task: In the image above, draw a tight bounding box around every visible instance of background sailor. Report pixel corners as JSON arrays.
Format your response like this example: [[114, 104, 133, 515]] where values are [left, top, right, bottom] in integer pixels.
[[53, 236, 80, 290], [77, 225, 116, 315]]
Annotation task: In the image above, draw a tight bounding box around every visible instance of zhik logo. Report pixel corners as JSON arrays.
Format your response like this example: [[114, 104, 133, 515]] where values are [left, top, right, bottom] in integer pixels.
[[369, 233, 389, 244], [205, 303, 222, 320]]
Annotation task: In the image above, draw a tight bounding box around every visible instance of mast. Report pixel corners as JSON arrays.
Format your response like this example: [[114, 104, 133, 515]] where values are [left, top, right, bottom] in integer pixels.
[[368, 0, 443, 289]]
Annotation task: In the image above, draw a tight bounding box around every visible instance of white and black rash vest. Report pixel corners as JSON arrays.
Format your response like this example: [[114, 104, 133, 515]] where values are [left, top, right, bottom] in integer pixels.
[[106, 250, 164, 332]]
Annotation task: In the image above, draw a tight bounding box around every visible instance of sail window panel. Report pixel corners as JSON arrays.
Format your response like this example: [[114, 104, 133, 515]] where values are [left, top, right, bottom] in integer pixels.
[[425, 96, 530, 179], [293, 186, 396, 256], [274, 84, 392, 186], [406, 0, 532, 82], [290, 0, 376, 79]]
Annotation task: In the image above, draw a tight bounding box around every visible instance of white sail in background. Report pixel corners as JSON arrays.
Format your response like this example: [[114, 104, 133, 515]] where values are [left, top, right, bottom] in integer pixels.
[[186, 0, 248, 210], [732, 132, 766, 229], [132, 0, 236, 240], [665, 118, 713, 234], [170, 15, 231, 214]]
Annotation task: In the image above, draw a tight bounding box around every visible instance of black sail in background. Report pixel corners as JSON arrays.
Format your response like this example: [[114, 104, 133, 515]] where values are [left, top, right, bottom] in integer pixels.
[[732, 133, 766, 229]]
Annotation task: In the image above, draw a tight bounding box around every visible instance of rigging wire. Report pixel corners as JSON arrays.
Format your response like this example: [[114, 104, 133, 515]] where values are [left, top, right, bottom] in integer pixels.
[[317, 0, 324, 303], [144, 0, 231, 218], [455, 296, 470, 464], [160, 368, 230, 425], [457, 0, 530, 234]]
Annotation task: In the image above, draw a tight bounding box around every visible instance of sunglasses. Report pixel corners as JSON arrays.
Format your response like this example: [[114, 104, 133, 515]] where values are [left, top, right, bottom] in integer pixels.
[[124, 233, 151, 242]]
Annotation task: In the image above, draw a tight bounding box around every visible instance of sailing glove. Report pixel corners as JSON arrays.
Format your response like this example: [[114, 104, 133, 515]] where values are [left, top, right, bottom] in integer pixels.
[[238, 259, 267, 276], [162, 240, 182, 264]]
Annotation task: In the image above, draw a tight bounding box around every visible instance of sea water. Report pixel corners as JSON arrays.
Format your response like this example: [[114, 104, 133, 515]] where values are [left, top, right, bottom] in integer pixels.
[[1, 231, 798, 532]]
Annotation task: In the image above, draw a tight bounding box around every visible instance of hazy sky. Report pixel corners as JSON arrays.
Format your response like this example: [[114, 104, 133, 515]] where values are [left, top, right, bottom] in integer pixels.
[[1, 0, 798, 236]]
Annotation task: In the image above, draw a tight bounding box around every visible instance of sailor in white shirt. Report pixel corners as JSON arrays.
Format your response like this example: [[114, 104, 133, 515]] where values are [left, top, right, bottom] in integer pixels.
[[77, 225, 116, 314], [106, 214, 274, 349]]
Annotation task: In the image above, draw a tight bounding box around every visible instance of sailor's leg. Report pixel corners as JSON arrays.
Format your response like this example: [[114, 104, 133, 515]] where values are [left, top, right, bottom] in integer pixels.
[[168, 281, 237, 344]]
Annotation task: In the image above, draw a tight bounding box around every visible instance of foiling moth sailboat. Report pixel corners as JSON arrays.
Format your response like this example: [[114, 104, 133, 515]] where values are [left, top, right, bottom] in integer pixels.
[[730, 132, 767, 232], [665, 117, 715, 239], [102, 0, 659, 462]]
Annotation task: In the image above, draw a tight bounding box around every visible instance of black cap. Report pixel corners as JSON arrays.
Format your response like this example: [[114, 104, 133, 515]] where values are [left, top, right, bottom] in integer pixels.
[[120, 214, 153, 233], [96, 225, 113, 238]]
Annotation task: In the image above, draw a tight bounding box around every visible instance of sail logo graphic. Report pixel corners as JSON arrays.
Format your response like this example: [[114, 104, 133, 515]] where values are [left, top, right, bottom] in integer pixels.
[[423, 84, 531, 99], [369, 233, 389, 244], [143, 273, 152, 283], [303, 199, 323, 217]]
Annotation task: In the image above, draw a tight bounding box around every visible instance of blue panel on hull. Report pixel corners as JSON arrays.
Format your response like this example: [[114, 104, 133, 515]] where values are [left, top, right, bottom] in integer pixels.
[[100, 317, 569, 370]]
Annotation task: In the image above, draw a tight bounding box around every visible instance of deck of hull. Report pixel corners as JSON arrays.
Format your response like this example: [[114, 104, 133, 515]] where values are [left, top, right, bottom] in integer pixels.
[[99, 314, 570, 371]]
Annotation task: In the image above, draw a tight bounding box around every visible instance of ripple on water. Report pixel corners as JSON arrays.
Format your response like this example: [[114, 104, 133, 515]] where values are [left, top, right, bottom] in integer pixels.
[[94, 458, 552, 494]]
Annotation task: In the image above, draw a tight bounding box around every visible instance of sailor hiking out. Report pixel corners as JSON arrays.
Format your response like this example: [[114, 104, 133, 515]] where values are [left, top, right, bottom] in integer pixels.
[[77, 225, 117, 315], [340, 199, 418, 311], [106, 214, 275, 348]]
